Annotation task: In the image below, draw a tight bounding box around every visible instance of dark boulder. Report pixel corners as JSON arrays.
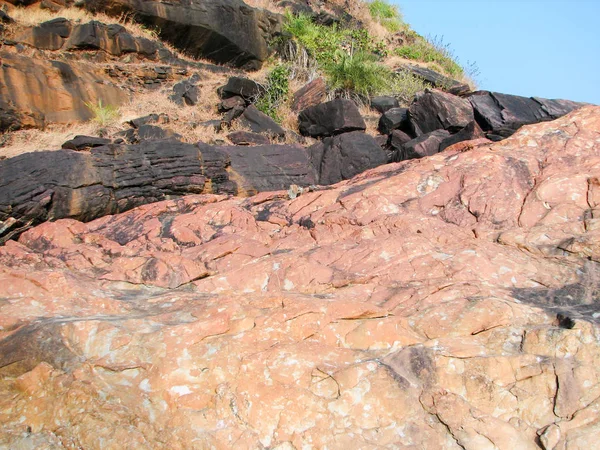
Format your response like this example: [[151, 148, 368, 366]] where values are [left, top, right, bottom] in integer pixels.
[[128, 113, 169, 128], [377, 107, 409, 135], [115, 125, 181, 144], [62, 135, 112, 150], [83, 0, 281, 69], [218, 95, 246, 113], [212, 143, 317, 195], [0, 141, 233, 243], [219, 77, 264, 102], [227, 131, 271, 145], [15, 18, 72, 50], [170, 75, 201, 106], [291, 77, 326, 112], [398, 64, 470, 96], [396, 129, 450, 162], [408, 89, 474, 136], [64, 20, 158, 57], [311, 131, 387, 185], [370, 96, 399, 114], [298, 98, 366, 138], [389, 129, 412, 154], [468, 91, 584, 139], [438, 121, 486, 153], [239, 105, 285, 138]]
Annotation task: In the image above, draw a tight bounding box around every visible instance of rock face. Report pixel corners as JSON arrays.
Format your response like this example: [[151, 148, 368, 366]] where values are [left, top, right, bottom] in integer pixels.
[[0, 51, 125, 130], [84, 0, 282, 69], [309, 131, 387, 184], [1, 107, 600, 448], [0, 142, 232, 242], [469, 90, 584, 139], [298, 98, 366, 137], [408, 89, 474, 136]]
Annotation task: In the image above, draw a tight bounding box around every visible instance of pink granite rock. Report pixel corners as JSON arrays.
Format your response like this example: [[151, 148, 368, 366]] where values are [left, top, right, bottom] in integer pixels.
[[1, 106, 600, 449]]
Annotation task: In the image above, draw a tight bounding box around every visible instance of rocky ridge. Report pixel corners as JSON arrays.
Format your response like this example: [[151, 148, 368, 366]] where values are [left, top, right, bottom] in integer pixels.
[[1, 105, 600, 449], [0, 0, 599, 448]]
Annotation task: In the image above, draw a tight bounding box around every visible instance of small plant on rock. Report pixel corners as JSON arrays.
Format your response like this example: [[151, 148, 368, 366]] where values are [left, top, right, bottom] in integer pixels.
[[84, 99, 120, 126], [256, 64, 291, 123]]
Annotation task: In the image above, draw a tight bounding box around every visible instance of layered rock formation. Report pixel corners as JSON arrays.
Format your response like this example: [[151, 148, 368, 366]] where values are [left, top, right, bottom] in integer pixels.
[[1, 106, 600, 449]]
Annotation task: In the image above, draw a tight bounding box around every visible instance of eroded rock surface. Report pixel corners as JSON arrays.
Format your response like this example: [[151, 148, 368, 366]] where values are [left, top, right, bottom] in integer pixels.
[[1, 107, 600, 449]]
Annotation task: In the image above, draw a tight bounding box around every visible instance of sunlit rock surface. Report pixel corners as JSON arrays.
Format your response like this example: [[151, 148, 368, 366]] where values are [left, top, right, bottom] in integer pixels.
[[1, 106, 600, 449]]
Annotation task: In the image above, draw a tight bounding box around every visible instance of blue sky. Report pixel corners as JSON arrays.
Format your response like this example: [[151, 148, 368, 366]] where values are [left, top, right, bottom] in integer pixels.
[[395, 0, 600, 104]]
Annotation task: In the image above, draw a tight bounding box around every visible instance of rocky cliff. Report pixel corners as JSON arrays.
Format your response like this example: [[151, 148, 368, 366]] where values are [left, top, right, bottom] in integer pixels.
[[1, 0, 599, 449]]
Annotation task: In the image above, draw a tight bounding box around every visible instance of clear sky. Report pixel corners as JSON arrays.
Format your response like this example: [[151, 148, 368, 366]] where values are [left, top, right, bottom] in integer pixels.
[[395, 0, 600, 105]]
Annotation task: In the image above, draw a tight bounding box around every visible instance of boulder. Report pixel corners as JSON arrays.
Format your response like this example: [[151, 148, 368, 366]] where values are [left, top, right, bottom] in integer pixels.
[[128, 113, 169, 128], [62, 21, 157, 57], [169, 75, 201, 106], [408, 89, 474, 136], [370, 95, 399, 114], [438, 121, 486, 152], [388, 129, 413, 160], [83, 0, 281, 69], [212, 143, 317, 195], [396, 129, 450, 161], [218, 95, 246, 113], [227, 131, 271, 145], [298, 98, 366, 138], [469, 91, 584, 139], [311, 131, 387, 184], [398, 64, 471, 96], [61, 135, 112, 150], [0, 141, 233, 242], [115, 125, 182, 144], [377, 107, 409, 135], [15, 18, 71, 50], [0, 51, 125, 130], [238, 105, 285, 138], [291, 77, 326, 112], [218, 77, 264, 102]]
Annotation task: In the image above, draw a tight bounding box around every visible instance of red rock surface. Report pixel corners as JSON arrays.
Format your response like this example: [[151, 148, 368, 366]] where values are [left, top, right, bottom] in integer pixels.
[[1, 106, 600, 449]]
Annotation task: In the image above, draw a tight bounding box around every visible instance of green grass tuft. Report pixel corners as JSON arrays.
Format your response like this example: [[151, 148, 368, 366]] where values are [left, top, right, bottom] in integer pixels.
[[368, 0, 404, 33], [256, 64, 291, 123], [84, 99, 119, 126]]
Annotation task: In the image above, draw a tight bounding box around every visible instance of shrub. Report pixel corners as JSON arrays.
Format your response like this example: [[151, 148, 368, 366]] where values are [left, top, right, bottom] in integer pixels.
[[395, 36, 464, 79], [326, 51, 392, 98], [256, 64, 291, 122], [84, 99, 119, 126], [368, 0, 404, 33]]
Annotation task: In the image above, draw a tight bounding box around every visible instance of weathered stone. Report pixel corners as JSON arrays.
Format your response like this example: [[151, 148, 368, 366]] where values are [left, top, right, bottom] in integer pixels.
[[398, 63, 471, 96], [238, 105, 285, 138], [218, 76, 264, 101], [0, 51, 125, 130], [213, 143, 317, 195], [469, 91, 584, 139], [370, 95, 399, 113], [218, 95, 245, 113], [312, 131, 387, 184], [169, 75, 201, 106], [408, 89, 474, 136], [378, 107, 409, 135], [61, 135, 112, 150], [298, 98, 366, 137], [438, 121, 486, 152], [227, 130, 271, 145], [15, 18, 71, 50], [83, 0, 281, 69], [128, 113, 169, 128], [396, 129, 450, 161], [291, 77, 326, 112], [1, 107, 600, 448]]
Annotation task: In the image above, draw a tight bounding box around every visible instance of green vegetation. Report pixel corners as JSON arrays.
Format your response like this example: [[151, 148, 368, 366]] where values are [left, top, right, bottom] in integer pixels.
[[326, 51, 392, 98], [394, 36, 464, 79], [282, 12, 393, 99], [256, 64, 291, 122], [84, 99, 119, 126], [368, 0, 404, 32]]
